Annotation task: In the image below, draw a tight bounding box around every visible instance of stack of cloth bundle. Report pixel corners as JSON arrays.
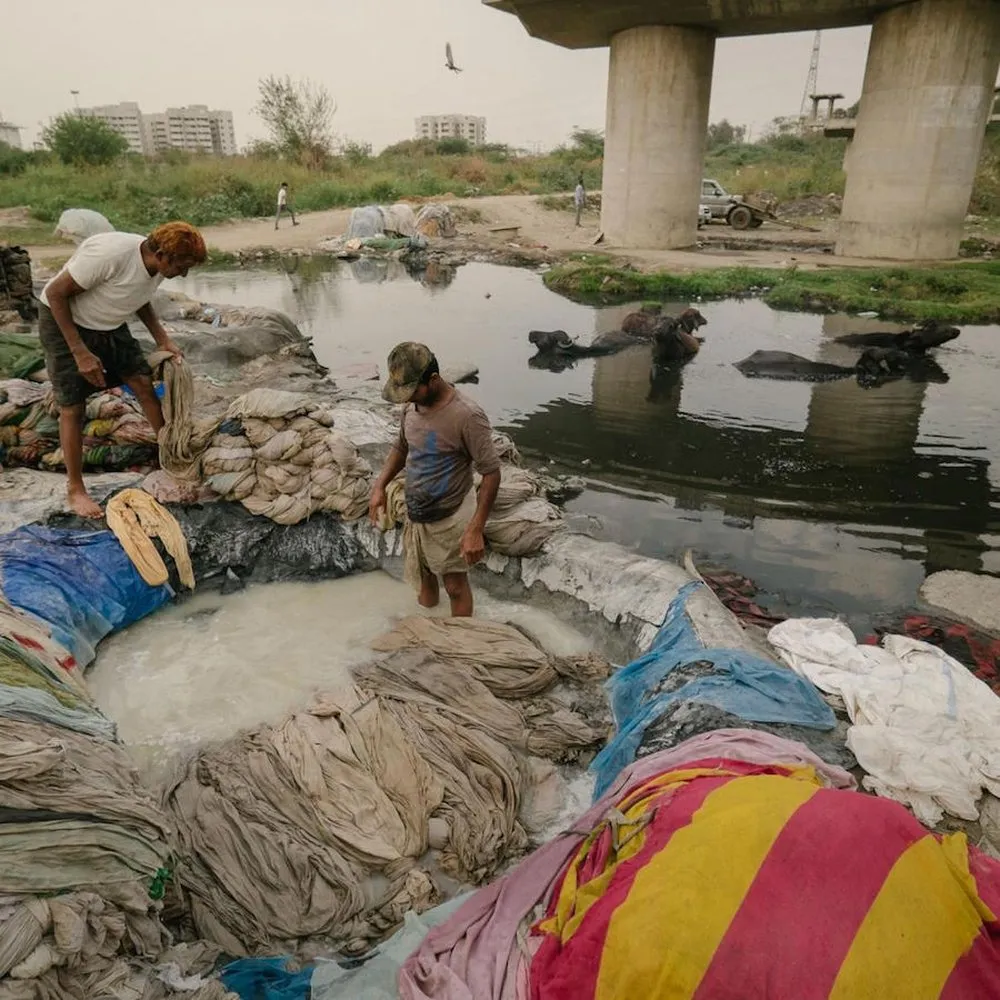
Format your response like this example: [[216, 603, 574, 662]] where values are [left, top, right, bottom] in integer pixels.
[[0, 380, 157, 472], [201, 388, 372, 526]]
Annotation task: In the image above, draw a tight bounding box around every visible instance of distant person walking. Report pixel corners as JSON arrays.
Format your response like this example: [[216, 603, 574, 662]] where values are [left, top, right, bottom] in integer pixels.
[[574, 174, 586, 227], [275, 182, 298, 230]]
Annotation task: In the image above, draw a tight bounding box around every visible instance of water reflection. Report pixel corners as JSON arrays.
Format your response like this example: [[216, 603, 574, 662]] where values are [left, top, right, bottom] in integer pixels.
[[173, 263, 1000, 618]]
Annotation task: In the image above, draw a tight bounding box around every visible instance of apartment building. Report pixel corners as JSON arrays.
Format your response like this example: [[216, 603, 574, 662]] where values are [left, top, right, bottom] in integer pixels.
[[74, 102, 237, 156], [415, 114, 486, 146], [77, 102, 147, 154], [145, 106, 237, 156]]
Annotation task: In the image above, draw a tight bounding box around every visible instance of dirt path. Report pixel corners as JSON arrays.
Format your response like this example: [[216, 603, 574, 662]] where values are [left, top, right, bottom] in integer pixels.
[[19, 193, 905, 272]]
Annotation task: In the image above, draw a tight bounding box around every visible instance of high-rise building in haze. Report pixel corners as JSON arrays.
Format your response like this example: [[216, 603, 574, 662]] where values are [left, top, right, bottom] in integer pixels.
[[74, 102, 237, 156], [0, 119, 22, 150], [145, 106, 237, 156], [78, 102, 147, 154], [415, 114, 486, 146]]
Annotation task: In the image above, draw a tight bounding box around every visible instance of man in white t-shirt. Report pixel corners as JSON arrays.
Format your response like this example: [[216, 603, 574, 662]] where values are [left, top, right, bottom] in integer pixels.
[[574, 174, 586, 227], [39, 221, 207, 518], [275, 182, 298, 229]]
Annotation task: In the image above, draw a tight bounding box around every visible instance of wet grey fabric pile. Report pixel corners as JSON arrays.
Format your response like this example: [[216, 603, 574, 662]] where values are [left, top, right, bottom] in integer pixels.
[[0, 718, 235, 999], [163, 618, 610, 958]]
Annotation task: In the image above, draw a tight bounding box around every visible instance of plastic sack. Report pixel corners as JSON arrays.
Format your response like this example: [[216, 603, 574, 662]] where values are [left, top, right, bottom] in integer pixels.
[[590, 581, 835, 797], [53, 208, 114, 245], [0, 525, 171, 666], [346, 206, 386, 239]]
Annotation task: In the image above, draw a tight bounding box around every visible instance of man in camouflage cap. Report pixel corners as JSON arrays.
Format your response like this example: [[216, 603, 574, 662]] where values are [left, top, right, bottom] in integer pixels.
[[370, 342, 500, 616]]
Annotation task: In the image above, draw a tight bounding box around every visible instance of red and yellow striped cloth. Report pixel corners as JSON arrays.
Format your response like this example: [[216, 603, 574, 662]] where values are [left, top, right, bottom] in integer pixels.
[[530, 760, 1000, 999]]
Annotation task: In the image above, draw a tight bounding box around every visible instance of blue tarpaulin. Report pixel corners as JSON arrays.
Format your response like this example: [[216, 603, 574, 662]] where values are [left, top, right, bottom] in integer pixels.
[[220, 957, 312, 1000], [0, 525, 171, 666], [590, 582, 835, 796]]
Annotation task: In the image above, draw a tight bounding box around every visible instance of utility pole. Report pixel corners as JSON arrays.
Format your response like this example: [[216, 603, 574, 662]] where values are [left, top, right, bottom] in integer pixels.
[[800, 31, 822, 120], [70, 90, 80, 113]]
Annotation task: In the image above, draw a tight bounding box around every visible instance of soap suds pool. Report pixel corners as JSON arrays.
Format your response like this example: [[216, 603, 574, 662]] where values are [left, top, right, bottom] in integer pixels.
[[89, 570, 594, 775]]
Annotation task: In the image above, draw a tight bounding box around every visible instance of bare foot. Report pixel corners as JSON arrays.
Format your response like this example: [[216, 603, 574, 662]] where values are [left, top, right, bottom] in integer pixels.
[[67, 489, 104, 519]]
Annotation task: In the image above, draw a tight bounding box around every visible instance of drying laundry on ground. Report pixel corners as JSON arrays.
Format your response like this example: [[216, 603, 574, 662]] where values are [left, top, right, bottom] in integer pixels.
[[105, 488, 195, 590], [162, 617, 609, 958], [770, 617, 1000, 825], [0, 381, 158, 472], [389, 729, 1000, 1000]]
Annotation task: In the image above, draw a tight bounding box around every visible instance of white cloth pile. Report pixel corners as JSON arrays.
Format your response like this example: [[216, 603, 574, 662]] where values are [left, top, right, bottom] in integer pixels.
[[202, 389, 372, 526], [769, 617, 1000, 825]]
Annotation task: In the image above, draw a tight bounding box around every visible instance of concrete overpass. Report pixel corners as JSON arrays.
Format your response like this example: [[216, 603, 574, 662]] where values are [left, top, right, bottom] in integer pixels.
[[486, 0, 1000, 260]]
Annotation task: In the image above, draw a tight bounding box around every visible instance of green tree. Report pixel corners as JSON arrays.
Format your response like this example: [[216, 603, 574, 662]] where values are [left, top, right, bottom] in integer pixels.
[[253, 75, 337, 167], [0, 142, 29, 176], [436, 137, 471, 155], [42, 113, 128, 166], [569, 128, 604, 158], [706, 119, 747, 149], [339, 138, 372, 164]]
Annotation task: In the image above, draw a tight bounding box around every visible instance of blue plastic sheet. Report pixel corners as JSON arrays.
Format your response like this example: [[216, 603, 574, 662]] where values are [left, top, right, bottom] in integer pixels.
[[0, 526, 171, 666], [220, 957, 312, 1000], [590, 582, 835, 797]]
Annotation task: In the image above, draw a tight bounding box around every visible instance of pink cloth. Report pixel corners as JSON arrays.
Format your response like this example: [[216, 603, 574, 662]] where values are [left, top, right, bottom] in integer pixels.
[[398, 729, 855, 1000]]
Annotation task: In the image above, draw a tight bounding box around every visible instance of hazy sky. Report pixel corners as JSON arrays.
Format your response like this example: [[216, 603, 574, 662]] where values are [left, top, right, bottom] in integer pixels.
[[4, 0, 871, 151]]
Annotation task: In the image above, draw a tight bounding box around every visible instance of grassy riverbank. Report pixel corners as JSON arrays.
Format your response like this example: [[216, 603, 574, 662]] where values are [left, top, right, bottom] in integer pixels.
[[544, 258, 1000, 324], [2, 129, 999, 239]]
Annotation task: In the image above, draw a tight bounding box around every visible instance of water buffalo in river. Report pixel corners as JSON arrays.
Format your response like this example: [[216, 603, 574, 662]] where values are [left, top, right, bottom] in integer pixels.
[[734, 347, 949, 386], [529, 308, 708, 371], [833, 318, 960, 353]]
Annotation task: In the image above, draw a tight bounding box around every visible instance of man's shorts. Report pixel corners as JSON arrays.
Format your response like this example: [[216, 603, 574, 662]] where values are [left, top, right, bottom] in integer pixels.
[[403, 492, 476, 589], [38, 304, 152, 408]]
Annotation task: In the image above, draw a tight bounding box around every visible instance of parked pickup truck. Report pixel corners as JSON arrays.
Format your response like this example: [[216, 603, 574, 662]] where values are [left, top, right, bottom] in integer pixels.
[[700, 178, 765, 229]]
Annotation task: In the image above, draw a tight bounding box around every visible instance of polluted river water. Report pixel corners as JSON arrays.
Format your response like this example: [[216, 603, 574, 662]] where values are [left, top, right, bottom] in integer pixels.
[[174, 258, 1000, 631]]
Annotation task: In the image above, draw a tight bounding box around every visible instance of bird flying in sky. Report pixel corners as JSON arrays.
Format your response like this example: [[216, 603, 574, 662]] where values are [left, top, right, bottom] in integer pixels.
[[445, 42, 463, 73]]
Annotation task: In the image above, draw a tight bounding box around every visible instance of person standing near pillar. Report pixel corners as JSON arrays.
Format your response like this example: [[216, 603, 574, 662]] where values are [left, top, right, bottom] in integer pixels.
[[574, 174, 586, 226]]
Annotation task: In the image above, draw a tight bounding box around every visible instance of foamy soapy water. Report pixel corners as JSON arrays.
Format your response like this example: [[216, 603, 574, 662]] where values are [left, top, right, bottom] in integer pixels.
[[88, 570, 596, 781]]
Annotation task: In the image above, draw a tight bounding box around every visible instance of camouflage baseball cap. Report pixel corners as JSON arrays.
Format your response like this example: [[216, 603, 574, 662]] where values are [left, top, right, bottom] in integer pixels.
[[382, 342, 435, 403]]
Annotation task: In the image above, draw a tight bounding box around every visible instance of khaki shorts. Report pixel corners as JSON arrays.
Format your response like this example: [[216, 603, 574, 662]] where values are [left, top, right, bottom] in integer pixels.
[[403, 492, 476, 589]]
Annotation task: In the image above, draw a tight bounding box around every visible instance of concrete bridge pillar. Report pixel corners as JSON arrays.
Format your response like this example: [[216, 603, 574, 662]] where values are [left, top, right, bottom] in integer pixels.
[[837, 0, 1000, 260], [601, 25, 715, 249]]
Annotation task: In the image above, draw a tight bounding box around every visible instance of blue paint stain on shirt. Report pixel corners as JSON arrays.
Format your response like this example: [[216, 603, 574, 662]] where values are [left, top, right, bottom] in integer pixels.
[[406, 429, 466, 522]]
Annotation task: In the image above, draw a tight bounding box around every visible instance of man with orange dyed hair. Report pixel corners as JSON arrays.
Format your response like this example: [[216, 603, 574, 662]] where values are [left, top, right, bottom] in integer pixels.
[[39, 221, 208, 517]]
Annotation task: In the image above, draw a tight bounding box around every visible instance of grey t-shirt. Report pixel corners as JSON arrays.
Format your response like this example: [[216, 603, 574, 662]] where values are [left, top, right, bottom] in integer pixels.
[[397, 391, 500, 523]]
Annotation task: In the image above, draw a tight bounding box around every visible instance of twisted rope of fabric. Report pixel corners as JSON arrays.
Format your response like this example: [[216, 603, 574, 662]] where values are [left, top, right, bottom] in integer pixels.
[[149, 352, 218, 483]]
